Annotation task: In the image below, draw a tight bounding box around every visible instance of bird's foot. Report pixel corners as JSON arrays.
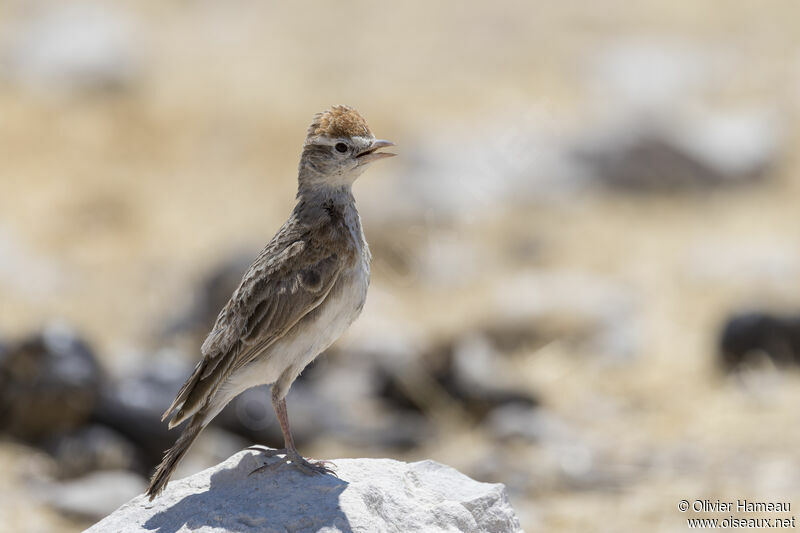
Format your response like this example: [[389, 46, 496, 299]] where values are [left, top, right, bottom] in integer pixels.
[[248, 446, 336, 477], [288, 450, 337, 476]]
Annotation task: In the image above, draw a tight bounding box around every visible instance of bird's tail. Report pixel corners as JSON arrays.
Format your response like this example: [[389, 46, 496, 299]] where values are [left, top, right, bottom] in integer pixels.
[[146, 411, 206, 500]]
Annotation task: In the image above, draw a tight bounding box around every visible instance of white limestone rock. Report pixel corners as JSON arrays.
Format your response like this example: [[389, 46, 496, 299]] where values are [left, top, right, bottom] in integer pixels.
[[87, 450, 522, 533]]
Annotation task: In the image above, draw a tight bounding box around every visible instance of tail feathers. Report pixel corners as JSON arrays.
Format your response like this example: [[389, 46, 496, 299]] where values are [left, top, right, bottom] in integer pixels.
[[146, 412, 206, 500], [163, 347, 236, 428], [161, 360, 205, 423]]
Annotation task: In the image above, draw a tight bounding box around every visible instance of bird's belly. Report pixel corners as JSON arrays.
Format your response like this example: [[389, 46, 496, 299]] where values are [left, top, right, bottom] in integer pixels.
[[230, 263, 369, 389], [289, 265, 369, 369]]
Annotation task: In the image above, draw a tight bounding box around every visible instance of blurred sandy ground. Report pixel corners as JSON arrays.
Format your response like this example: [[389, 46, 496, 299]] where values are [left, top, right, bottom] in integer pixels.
[[1, 1, 800, 531]]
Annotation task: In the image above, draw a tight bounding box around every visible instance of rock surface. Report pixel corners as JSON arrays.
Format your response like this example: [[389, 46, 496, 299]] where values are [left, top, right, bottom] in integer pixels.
[[88, 450, 522, 533]]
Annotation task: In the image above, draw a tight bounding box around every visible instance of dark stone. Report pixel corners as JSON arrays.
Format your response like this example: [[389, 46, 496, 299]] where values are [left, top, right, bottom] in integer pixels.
[[160, 252, 255, 342], [347, 410, 434, 450], [575, 135, 723, 192], [374, 337, 539, 422], [574, 131, 771, 193], [90, 357, 192, 471], [0, 324, 104, 441], [480, 322, 549, 354], [44, 425, 144, 478], [718, 311, 800, 371]]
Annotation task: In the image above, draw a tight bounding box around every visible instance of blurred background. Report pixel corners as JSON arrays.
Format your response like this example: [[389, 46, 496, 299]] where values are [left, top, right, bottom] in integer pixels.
[[1, 1, 799, 531]]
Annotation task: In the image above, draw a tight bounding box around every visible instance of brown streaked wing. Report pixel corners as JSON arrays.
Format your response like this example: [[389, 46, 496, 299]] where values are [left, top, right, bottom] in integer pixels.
[[162, 218, 347, 426]]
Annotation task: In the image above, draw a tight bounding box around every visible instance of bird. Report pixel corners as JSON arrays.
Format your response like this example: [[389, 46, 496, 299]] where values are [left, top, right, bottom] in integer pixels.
[[146, 105, 395, 499]]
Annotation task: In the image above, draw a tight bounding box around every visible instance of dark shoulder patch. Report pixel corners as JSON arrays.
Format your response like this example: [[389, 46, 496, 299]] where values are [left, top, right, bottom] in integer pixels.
[[322, 200, 345, 223]]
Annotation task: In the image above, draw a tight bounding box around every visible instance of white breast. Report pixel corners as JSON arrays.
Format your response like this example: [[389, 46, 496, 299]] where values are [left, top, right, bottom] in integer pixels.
[[301, 258, 370, 361]]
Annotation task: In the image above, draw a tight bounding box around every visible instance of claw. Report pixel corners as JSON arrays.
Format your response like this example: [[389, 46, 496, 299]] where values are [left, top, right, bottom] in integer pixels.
[[294, 457, 337, 477]]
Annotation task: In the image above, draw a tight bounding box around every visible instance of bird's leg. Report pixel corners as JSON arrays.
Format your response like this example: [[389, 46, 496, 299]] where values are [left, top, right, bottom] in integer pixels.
[[249, 382, 336, 477], [274, 395, 337, 476], [274, 396, 297, 452]]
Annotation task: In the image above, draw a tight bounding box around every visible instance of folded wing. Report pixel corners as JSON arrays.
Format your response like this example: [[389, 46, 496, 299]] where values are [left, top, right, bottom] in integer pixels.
[[162, 220, 345, 428]]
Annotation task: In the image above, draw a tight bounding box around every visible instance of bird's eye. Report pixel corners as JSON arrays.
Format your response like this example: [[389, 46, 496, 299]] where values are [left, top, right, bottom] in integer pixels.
[[335, 143, 348, 153]]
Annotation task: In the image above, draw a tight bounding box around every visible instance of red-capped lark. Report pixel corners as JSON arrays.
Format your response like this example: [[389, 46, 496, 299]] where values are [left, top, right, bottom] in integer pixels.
[[147, 106, 395, 499]]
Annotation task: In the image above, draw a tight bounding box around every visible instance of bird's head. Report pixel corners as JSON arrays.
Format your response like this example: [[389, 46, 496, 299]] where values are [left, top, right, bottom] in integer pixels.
[[298, 105, 395, 190]]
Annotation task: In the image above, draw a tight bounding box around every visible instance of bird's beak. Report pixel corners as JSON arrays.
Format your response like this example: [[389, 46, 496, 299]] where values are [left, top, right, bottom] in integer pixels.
[[356, 139, 396, 164]]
